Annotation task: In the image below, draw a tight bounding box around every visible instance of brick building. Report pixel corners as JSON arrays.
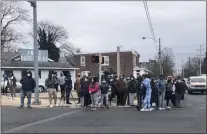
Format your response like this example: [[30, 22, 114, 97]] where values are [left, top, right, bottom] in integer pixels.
[[74, 51, 140, 76]]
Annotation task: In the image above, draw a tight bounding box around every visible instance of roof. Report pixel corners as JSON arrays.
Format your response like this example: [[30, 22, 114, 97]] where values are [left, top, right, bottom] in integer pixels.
[[1, 52, 20, 63], [1, 61, 78, 70], [1, 52, 78, 70], [75, 50, 140, 56]]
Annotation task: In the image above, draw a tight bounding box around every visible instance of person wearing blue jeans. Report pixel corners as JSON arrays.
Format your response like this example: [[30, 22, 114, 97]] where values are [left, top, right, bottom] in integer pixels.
[[140, 75, 152, 111], [18, 71, 36, 108]]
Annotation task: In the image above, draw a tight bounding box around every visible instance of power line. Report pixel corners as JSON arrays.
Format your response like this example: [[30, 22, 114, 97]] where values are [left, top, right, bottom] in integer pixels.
[[143, 1, 158, 51], [166, 44, 206, 48]]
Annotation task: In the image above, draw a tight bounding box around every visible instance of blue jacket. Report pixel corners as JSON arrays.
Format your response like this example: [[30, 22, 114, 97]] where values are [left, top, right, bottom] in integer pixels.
[[156, 79, 166, 92], [142, 78, 152, 93]]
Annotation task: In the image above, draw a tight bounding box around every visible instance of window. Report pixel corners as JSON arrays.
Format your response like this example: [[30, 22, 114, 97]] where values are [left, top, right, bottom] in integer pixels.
[[102, 56, 109, 66], [80, 56, 85, 66], [21, 70, 27, 78]]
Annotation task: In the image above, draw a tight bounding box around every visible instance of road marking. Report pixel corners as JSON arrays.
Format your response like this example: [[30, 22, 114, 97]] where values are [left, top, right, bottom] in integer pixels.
[[2, 110, 81, 133]]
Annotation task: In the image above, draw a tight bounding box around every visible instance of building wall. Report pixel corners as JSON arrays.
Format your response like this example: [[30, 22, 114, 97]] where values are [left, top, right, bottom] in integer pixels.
[[75, 51, 137, 76]]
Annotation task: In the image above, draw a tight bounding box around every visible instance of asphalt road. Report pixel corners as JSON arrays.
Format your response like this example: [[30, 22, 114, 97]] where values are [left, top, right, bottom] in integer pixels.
[[2, 94, 206, 133]]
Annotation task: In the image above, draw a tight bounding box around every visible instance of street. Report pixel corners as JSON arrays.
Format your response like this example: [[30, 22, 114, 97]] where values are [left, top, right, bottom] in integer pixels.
[[1, 94, 206, 133]]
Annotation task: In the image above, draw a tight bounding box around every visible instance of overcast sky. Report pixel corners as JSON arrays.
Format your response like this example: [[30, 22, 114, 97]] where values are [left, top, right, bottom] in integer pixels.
[[20, 1, 206, 70]]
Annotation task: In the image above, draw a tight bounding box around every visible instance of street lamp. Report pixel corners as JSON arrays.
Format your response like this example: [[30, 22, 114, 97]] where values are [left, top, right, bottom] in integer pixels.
[[28, 1, 41, 105], [142, 37, 163, 75]]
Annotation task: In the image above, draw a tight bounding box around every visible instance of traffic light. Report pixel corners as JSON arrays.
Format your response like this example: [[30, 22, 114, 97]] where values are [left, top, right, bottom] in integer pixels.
[[91, 55, 104, 64]]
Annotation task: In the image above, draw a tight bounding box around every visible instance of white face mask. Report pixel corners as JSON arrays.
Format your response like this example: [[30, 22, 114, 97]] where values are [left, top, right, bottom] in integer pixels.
[[92, 79, 94, 82], [102, 81, 106, 83], [131, 78, 134, 80], [27, 74, 31, 77], [85, 79, 88, 81]]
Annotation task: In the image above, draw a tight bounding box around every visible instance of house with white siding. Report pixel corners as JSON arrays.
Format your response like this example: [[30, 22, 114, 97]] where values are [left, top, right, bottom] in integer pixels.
[[1, 50, 79, 92]]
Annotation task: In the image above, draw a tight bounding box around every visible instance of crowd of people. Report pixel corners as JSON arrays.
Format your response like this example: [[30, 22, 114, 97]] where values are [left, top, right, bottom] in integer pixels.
[[2, 71, 187, 111]]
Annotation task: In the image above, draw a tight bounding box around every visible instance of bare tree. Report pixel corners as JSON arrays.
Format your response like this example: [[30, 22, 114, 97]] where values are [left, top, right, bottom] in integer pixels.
[[1, 1, 31, 50], [183, 56, 203, 77], [59, 41, 81, 66], [161, 47, 175, 77]]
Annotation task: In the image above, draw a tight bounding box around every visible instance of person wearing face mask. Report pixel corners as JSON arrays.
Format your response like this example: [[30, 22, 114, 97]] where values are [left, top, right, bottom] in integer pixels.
[[74, 73, 81, 104], [127, 76, 137, 106], [156, 75, 166, 110], [18, 71, 36, 108], [108, 76, 118, 105], [81, 76, 90, 110], [58, 72, 65, 104], [115, 76, 127, 106], [7, 73, 17, 100], [140, 74, 153, 111], [65, 72, 73, 105], [99, 79, 110, 108], [165, 77, 173, 109], [89, 77, 99, 111], [45, 72, 58, 107], [175, 77, 182, 108]]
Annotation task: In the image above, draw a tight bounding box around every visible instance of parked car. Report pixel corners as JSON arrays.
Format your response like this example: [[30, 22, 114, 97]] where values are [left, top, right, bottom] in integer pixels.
[[1, 78, 47, 93]]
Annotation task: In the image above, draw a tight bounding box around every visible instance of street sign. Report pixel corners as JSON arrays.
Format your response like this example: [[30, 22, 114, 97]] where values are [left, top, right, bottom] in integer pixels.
[[19, 49, 48, 62]]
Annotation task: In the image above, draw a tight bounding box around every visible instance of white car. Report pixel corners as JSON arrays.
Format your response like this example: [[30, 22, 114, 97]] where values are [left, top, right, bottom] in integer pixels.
[[1, 78, 47, 93]]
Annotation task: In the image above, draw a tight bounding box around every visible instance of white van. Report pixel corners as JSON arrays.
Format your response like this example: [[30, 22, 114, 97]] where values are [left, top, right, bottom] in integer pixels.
[[188, 76, 206, 94]]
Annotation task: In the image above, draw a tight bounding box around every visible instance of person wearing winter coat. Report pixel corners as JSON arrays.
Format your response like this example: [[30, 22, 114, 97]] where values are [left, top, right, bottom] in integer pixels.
[[65, 72, 73, 104], [136, 76, 143, 110], [175, 78, 182, 108], [150, 78, 158, 108], [81, 76, 91, 110], [165, 77, 173, 109], [140, 75, 152, 111], [88, 77, 99, 111], [45, 73, 58, 107], [127, 76, 137, 106], [156, 75, 166, 110], [19, 71, 36, 108], [115, 76, 127, 106], [99, 80, 110, 108], [7, 73, 17, 99], [75, 73, 81, 104]]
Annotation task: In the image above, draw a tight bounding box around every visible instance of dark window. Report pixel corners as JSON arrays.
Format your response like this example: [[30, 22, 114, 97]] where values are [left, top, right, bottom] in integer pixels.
[[21, 70, 28, 78], [4, 70, 13, 76], [39, 70, 41, 79]]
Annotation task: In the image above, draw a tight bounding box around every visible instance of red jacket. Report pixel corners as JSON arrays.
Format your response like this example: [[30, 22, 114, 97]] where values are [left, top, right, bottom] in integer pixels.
[[89, 82, 99, 94]]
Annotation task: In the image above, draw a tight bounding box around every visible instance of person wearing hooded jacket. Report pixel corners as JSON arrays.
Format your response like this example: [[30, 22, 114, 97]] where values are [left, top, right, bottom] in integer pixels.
[[18, 71, 36, 108], [128, 76, 137, 106], [140, 75, 152, 111]]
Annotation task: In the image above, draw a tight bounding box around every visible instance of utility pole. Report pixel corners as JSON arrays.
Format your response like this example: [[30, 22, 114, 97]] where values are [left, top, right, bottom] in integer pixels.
[[99, 53, 102, 84], [181, 60, 184, 77], [188, 55, 191, 77], [117, 46, 121, 77], [158, 38, 162, 75], [30, 1, 41, 105], [199, 45, 202, 75]]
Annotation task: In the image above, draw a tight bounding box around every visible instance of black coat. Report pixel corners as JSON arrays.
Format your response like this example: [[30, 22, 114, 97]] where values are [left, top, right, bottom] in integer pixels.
[[81, 80, 90, 96], [65, 77, 72, 89], [20, 76, 36, 92], [128, 80, 137, 93], [100, 83, 109, 94], [175, 81, 182, 94]]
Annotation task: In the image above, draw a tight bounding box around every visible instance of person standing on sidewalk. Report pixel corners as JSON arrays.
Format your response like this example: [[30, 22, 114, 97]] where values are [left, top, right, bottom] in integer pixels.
[[57, 72, 65, 104], [89, 76, 99, 111], [75, 73, 81, 104], [140, 75, 152, 111], [175, 77, 182, 108], [18, 71, 36, 108], [7, 73, 17, 100], [156, 75, 166, 110], [53, 72, 59, 92], [99, 79, 110, 108], [45, 73, 58, 107], [128, 76, 137, 106], [165, 77, 173, 109], [65, 72, 73, 104]]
